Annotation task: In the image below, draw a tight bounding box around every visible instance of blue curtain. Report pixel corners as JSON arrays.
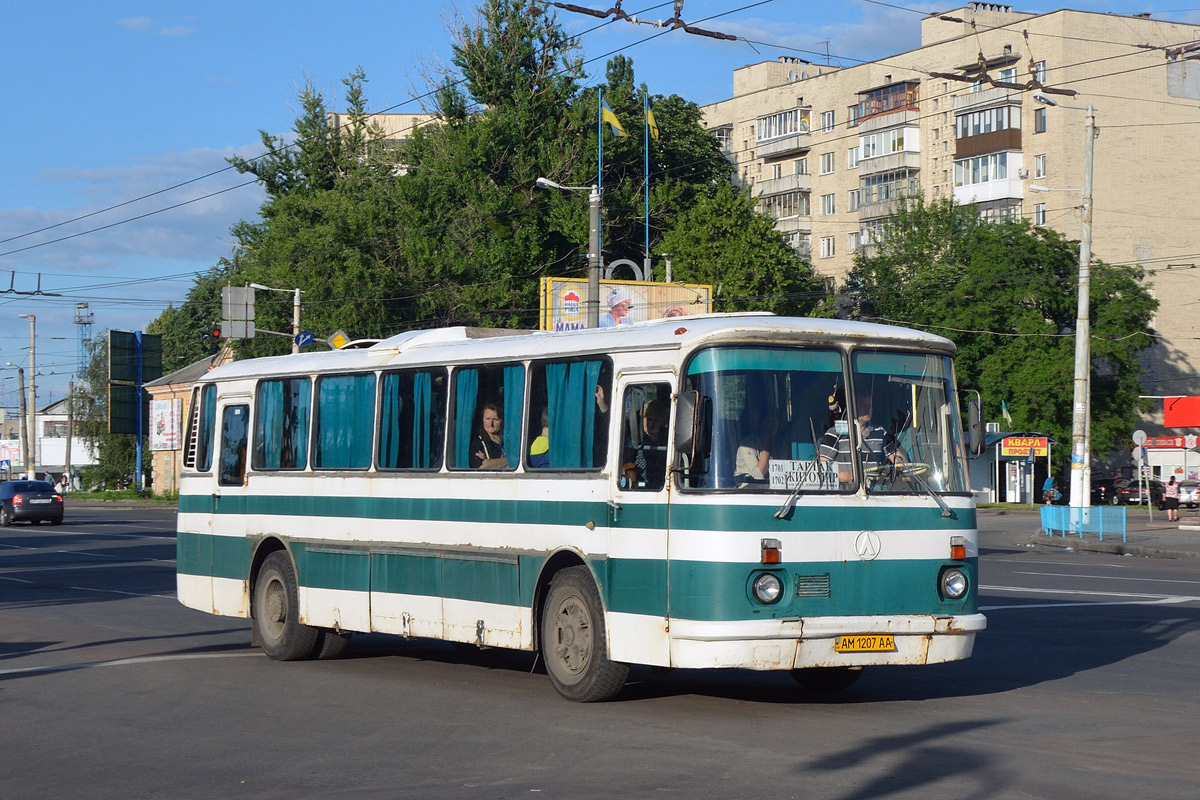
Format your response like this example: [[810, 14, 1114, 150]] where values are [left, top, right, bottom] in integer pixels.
[[284, 380, 310, 469], [545, 360, 602, 469], [503, 365, 524, 468], [454, 368, 478, 468], [413, 371, 431, 468], [379, 373, 402, 468], [315, 374, 376, 469], [256, 381, 283, 468]]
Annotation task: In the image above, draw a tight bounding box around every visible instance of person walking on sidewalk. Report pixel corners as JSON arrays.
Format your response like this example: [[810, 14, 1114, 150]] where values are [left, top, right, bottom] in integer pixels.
[[1164, 476, 1181, 522], [1042, 475, 1058, 505]]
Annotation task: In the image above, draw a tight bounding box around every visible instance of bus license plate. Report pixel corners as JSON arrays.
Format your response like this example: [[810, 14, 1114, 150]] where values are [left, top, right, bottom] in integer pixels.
[[834, 634, 896, 653]]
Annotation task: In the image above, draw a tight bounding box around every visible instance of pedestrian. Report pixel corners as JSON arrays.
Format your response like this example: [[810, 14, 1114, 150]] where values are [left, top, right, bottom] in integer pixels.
[[1164, 476, 1181, 522], [1042, 475, 1056, 505]]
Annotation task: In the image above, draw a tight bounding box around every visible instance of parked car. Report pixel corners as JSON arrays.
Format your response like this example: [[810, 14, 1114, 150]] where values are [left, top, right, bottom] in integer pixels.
[[1178, 480, 1199, 509], [0, 480, 64, 526], [1091, 478, 1121, 505], [1114, 478, 1164, 506]]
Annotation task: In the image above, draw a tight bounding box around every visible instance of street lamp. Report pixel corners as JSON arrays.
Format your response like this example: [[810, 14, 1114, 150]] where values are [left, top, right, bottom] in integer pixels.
[[18, 314, 36, 479], [1033, 91, 1097, 508], [536, 177, 602, 328], [249, 283, 303, 354]]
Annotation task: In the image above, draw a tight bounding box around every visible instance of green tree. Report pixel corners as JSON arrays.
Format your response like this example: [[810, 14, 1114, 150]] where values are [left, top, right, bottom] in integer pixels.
[[658, 181, 826, 315], [836, 197, 1157, 469], [147, 260, 240, 373]]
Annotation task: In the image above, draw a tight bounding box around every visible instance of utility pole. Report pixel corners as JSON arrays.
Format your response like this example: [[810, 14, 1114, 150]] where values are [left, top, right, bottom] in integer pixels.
[[19, 314, 36, 479], [64, 377, 74, 491], [15, 367, 29, 475]]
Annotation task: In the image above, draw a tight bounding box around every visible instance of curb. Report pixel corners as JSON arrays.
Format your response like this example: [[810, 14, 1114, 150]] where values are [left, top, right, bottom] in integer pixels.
[[1031, 534, 1200, 560]]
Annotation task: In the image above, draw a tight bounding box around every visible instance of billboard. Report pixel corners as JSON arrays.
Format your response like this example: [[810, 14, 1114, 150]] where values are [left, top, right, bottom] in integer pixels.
[[1000, 436, 1048, 457], [150, 398, 183, 451], [540, 278, 712, 332]]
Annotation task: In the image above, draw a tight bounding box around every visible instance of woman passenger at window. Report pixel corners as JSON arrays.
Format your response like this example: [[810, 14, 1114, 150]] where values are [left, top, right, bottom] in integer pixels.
[[471, 403, 507, 469]]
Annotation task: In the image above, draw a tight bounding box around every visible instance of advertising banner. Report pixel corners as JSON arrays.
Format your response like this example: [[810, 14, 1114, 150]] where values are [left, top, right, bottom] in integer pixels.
[[1000, 436, 1048, 457], [540, 278, 712, 332], [150, 398, 183, 451]]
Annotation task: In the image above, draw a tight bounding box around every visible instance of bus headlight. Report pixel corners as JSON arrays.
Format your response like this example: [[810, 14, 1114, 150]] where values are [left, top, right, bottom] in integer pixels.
[[940, 568, 968, 600], [752, 572, 784, 604]]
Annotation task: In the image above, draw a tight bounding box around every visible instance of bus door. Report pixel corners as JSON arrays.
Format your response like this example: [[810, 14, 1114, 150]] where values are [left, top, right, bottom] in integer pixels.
[[607, 376, 674, 666], [211, 401, 251, 614]]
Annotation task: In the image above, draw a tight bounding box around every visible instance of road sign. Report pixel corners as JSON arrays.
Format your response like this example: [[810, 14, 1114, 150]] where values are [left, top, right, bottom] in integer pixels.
[[1132, 429, 1147, 446], [295, 330, 315, 348], [221, 286, 256, 339], [328, 330, 350, 350], [1141, 465, 1152, 478]]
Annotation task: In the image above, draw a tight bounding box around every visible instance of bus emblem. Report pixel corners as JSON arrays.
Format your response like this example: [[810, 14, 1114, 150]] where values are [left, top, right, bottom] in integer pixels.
[[854, 530, 881, 561]]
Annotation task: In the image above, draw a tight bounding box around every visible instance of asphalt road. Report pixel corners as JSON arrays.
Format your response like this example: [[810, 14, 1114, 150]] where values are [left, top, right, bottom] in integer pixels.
[[2, 506, 1198, 799]]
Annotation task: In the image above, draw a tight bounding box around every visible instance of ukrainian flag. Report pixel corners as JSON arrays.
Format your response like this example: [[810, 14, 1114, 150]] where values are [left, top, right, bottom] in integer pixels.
[[601, 99, 627, 137], [646, 104, 659, 141]]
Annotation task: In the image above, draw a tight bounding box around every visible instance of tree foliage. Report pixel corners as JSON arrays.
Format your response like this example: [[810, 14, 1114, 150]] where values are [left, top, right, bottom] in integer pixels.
[[836, 197, 1157, 468], [73, 333, 142, 489]]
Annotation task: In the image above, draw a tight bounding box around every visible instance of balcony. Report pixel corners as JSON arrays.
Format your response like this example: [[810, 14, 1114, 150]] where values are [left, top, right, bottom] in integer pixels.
[[858, 150, 921, 177], [953, 86, 1023, 114], [757, 131, 812, 159], [773, 215, 813, 235], [956, 128, 1021, 159], [857, 109, 920, 135], [752, 172, 812, 196]]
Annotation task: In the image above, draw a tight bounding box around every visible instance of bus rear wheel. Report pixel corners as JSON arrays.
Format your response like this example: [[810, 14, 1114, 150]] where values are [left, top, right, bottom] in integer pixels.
[[312, 629, 351, 660], [253, 551, 319, 661], [791, 666, 864, 691], [541, 566, 628, 702]]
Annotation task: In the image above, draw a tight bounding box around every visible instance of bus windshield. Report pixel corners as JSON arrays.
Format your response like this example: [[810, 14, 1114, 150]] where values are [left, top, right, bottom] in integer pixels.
[[682, 346, 969, 495]]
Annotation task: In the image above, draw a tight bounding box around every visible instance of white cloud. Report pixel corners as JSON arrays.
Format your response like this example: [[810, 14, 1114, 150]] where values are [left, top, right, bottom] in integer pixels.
[[118, 17, 154, 32], [160, 25, 195, 37]]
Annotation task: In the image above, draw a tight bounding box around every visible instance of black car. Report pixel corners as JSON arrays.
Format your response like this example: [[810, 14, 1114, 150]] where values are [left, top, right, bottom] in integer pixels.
[[0, 480, 64, 526], [1114, 478, 1165, 506], [1091, 478, 1121, 505]]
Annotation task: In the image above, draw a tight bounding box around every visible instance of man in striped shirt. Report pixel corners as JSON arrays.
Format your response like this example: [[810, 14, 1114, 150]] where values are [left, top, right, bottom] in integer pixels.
[[818, 390, 905, 485]]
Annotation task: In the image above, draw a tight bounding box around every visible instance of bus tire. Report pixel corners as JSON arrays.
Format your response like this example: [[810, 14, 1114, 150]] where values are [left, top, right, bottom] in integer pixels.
[[253, 551, 319, 661], [791, 666, 864, 691], [312, 629, 352, 660], [541, 566, 628, 702]]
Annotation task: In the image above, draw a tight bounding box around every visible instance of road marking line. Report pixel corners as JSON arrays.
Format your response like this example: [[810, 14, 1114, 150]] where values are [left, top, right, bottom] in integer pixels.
[[992, 558, 1132, 569], [1012, 571, 1200, 585], [981, 597, 1196, 610], [0, 651, 262, 678], [68, 585, 175, 599]]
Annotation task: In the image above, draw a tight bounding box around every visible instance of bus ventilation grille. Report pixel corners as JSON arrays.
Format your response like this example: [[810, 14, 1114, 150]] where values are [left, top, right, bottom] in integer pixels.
[[794, 573, 831, 598]]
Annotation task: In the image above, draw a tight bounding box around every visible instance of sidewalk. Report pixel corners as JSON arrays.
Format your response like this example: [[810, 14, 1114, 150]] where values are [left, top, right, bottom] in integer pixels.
[[985, 504, 1200, 560]]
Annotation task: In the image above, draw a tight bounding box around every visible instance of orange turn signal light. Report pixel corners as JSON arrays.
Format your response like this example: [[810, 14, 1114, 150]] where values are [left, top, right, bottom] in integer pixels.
[[761, 538, 782, 564], [950, 535, 967, 561]]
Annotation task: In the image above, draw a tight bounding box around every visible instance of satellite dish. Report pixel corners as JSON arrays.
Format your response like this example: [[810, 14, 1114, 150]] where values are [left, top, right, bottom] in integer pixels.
[[801, 70, 809, 79], [788, 70, 796, 82]]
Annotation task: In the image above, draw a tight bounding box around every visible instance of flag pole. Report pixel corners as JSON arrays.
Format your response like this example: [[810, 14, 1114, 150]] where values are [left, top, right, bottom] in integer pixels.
[[644, 92, 650, 275], [597, 88, 604, 263]]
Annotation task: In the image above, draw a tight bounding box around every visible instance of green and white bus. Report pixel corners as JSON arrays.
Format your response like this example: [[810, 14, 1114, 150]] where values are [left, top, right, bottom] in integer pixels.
[[177, 313, 985, 701]]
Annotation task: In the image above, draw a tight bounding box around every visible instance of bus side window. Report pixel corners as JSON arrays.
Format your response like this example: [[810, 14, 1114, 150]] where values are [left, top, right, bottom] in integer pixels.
[[526, 359, 611, 470], [253, 377, 311, 470], [379, 369, 447, 470], [449, 364, 524, 470], [184, 383, 217, 472], [618, 382, 671, 491], [219, 405, 249, 486]]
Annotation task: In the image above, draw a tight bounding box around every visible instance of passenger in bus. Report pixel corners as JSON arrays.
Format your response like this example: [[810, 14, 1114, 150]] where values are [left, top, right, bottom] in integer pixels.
[[471, 403, 507, 469], [622, 398, 669, 490], [818, 390, 905, 483], [735, 408, 780, 486], [529, 408, 550, 468]]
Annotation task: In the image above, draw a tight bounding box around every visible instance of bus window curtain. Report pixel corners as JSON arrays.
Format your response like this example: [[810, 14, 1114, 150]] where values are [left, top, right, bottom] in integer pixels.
[[199, 384, 217, 472], [503, 365, 524, 468], [454, 368, 479, 468], [316, 374, 376, 468], [256, 380, 283, 468], [282, 379, 309, 469], [379, 373, 402, 469], [546, 360, 601, 469], [413, 371, 431, 469]]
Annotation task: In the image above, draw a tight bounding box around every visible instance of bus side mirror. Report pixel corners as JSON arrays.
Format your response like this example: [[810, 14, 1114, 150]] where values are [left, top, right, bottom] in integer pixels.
[[967, 393, 984, 456], [675, 391, 712, 465]]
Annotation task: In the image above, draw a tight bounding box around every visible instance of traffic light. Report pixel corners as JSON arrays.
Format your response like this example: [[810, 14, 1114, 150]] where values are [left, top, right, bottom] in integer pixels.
[[202, 325, 221, 355]]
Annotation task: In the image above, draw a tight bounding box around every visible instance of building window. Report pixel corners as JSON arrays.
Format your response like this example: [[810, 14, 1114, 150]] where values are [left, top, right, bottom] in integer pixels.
[[43, 421, 69, 438], [956, 106, 1020, 139], [847, 103, 861, 127], [848, 189, 861, 212], [755, 108, 811, 144], [953, 152, 1010, 187], [859, 127, 915, 159], [794, 157, 808, 175], [998, 67, 1017, 83], [1034, 202, 1046, 226], [848, 232, 861, 252], [1034, 60, 1047, 84], [820, 152, 835, 174], [859, 169, 919, 205], [758, 191, 809, 219], [772, 163, 783, 180], [820, 236, 836, 258], [820, 110, 835, 132], [847, 146, 860, 168], [1034, 107, 1047, 133], [1034, 154, 1046, 179], [821, 193, 836, 216]]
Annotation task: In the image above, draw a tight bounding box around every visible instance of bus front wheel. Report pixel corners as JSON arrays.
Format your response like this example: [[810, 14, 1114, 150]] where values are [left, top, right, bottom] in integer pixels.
[[253, 551, 319, 661], [541, 566, 629, 702], [791, 666, 864, 691]]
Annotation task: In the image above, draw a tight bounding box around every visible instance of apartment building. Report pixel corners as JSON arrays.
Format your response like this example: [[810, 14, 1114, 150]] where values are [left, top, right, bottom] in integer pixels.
[[701, 4, 1200, 422]]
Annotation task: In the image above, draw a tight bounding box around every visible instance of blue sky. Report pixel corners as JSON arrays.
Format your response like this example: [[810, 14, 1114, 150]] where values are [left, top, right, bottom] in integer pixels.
[[1, 0, 1194, 406]]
